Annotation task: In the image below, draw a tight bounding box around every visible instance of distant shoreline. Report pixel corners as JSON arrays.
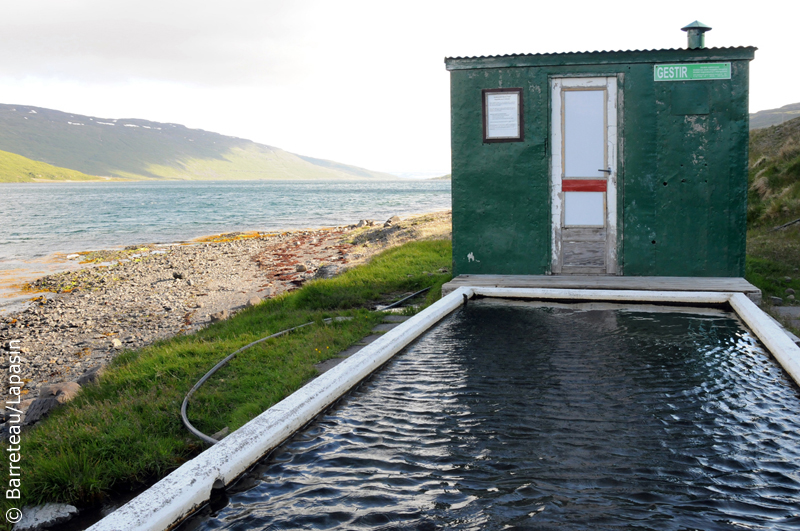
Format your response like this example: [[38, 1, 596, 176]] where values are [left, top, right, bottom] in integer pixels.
[[0, 209, 452, 315], [0, 210, 452, 401], [0, 175, 449, 184], [0, 176, 410, 184], [0, 179, 452, 263]]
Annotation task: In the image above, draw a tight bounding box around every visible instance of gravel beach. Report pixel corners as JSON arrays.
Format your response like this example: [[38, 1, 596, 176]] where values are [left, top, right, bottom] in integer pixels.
[[0, 211, 451, 406]]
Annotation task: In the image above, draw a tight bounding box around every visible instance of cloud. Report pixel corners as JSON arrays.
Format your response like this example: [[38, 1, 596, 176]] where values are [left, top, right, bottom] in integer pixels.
[[0, 0, 796, 174], [0, 0, 315, 86]]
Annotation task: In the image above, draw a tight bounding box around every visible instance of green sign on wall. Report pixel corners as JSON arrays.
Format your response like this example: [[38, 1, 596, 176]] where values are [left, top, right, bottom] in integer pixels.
[[654, 62, 731, 81]]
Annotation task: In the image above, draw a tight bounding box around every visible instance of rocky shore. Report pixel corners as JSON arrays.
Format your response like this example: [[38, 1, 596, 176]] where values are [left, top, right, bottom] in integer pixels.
[[0, 211, 451, 422]]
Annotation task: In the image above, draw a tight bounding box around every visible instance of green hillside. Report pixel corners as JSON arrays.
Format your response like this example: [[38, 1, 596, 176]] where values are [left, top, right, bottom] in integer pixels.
[[123, 145, 393, 181], [750, 103, 800, 130], [0, 104, 397, 181], [747, 115, 800, 226], [0, 149, 111, 182], [746, 115, 800, 308]]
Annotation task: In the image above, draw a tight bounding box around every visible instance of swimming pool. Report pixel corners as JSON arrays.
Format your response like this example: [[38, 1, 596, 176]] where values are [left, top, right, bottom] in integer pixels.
[[179, 299, 800, 530]]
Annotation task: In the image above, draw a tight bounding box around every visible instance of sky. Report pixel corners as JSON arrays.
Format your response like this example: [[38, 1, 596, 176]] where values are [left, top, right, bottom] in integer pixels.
[[0, 1, 795, 177]]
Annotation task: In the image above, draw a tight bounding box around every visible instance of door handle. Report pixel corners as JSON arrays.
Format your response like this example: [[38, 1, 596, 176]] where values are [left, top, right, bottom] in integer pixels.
[[598, 168, 612, 174]]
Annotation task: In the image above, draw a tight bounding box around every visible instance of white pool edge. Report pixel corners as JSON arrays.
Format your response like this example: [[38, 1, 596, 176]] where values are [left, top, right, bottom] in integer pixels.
[[87, 287, 471, 531], [88, 286, 800, 531]]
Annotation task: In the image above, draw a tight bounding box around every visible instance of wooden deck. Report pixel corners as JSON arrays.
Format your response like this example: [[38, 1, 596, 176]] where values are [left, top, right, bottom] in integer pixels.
[[442, 275, 762, 303]]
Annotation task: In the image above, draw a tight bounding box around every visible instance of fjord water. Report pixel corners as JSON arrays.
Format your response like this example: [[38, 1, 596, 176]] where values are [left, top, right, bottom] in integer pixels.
[[183, 300, 800, 530], [0, 180, 451, 263]]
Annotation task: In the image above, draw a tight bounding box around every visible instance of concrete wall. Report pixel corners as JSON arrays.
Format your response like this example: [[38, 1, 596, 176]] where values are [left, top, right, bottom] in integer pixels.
[[447, 48, 755, 277]]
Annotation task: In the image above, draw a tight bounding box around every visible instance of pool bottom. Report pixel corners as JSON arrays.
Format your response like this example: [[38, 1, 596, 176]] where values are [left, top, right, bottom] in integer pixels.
[[181, 300, 800, 530]]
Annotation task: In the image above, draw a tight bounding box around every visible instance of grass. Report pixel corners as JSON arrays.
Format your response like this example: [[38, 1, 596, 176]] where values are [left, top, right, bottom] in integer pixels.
[[2, 239, 451, 524], [0, 149, 108, 183], [747, 117, 800, 228], [746, 225, 800, 313], [744, 116, 800, 332]]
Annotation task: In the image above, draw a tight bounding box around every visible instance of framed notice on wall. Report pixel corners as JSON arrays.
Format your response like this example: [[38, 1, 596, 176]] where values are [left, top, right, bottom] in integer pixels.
[[482, 88, 524, 142]]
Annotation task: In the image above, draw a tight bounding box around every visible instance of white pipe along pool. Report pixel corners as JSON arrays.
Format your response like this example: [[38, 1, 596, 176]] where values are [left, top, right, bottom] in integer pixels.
[[88, 286, 800, 531]]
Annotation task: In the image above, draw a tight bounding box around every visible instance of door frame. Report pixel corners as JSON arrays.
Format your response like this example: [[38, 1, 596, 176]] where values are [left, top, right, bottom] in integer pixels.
[[550, 76, 619, 274]]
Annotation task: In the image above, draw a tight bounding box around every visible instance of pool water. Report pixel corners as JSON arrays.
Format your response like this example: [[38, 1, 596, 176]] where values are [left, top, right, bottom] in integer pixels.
[[181, 299, 800, 530]]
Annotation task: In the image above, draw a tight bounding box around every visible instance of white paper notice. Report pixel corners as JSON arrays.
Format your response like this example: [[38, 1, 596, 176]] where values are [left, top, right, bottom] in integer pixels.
[[486, 93, 520, 139]]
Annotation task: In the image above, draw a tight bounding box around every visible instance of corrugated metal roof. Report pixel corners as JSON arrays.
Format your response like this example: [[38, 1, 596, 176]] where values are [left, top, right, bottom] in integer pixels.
[[445, 46, 755, 61]]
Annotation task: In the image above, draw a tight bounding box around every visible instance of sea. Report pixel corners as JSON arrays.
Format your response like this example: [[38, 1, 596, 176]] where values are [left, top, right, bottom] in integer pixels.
[[0, 180, 451, 312]]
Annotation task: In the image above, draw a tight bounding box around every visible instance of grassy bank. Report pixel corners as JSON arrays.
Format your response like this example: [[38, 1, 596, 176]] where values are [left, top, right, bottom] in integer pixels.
[[746, 225, 800, 312], [748, 116, 800, 225], [745, 116, 800, 328], [3, 239, 451, 522]]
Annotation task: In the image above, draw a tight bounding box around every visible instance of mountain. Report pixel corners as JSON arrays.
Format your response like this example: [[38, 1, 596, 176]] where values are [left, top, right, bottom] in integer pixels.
[[747, 115, 800, 226], [0, 104, 397, 182], [750, 103, 800, 130]]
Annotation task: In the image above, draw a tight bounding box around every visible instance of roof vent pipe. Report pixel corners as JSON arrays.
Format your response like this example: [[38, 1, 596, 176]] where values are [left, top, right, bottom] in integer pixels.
[[681, 21, 712, 49]]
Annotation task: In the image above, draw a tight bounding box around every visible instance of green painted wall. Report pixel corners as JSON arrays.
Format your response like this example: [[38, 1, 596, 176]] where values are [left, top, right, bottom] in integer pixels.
[[447, 48, 755, 277]]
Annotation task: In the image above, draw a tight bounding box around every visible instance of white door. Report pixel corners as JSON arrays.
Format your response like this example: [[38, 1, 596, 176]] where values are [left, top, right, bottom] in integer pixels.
[[551, 77, 618, 274]]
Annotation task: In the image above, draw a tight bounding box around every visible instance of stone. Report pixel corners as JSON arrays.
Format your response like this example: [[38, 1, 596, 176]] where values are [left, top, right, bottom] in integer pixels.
[[355, 334, 383, 345], [246, 296, 261, 307], [295, 264, 307, 272], [314, 265, 341, 280], [770, 296, 783, 306], [76, 365, 106, 386], [315, 357, 344, 374], [786, 288, 796, 295], [789, 295, 796, 301], [39, 382, 82, 404], [210, 310, 229, 322], [23, 397, 60, 425], [382, 315, 410, 323], [19, 398, 36, 413], [356, 220, 367, 228], [335, 345, 364, 358], [173, 271, 185, 280], [112, 338, 123, 349], [371, 323, 400, 332], [13, 503, 79, 530]]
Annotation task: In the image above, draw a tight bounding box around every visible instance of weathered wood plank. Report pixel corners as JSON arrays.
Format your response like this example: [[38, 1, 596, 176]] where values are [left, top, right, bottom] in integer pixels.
[[562, 228, 607, 241], [561, 266, 607, 274], [563, 241, 605, 267]]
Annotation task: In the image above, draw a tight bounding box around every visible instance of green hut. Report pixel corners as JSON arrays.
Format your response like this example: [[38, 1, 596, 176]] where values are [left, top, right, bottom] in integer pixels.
[[445, 22, 756, 277]]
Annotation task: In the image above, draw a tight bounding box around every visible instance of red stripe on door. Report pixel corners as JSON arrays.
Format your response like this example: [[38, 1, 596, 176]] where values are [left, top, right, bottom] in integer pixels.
[[562, 179, 607, 192]]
